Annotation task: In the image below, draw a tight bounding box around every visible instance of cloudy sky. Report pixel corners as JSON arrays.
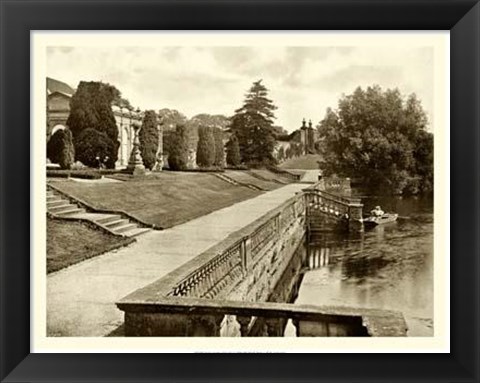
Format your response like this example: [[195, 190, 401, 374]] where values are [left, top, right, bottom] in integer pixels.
[[47, 45, 434, 132]]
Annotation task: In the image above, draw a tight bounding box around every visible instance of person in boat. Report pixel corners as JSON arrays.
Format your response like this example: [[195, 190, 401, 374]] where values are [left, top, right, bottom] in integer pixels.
[[370, 206, 385, 217]]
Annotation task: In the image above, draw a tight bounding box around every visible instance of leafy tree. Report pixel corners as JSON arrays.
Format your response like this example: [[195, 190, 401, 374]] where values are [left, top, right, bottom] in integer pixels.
[[47, 129, 75, 169], [277, 146, 285, 162], [226, 134, 241, 166], [168, 124, 189, 170], [67, 81, 120, 168], [75, 128, 115, 168], [196, 126, 215, 167], [213, 128, 225, 168], [318, 85, 433, 195], [139, 110, 159, 170], [189, 114, 230, 131], [230, 80, 278, 164], [158, 108, 188, 131]]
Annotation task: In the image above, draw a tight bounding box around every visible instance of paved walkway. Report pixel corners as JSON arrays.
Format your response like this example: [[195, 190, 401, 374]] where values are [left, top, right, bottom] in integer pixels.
[[47, 181, 312, 337]]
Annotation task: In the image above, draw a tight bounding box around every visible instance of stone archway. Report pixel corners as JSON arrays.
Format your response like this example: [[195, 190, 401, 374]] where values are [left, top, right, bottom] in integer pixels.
[[50, 124, 66, 137]]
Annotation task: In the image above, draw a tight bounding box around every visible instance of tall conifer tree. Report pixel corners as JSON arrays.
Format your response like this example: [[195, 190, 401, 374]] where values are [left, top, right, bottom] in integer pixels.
[[230, 80, 278, 164]]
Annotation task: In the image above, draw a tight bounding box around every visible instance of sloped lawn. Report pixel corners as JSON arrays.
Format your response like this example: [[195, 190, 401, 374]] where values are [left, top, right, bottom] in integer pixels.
[[49, 172, 261, 229], [47, 219, 134, 273]]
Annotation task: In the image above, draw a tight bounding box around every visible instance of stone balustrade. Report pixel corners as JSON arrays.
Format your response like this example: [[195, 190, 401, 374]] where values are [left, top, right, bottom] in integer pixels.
[[116, 296, 408, 337], [303, 186, 363, 232], [114, 184, 401, 337], [125, 195, 305, 306]]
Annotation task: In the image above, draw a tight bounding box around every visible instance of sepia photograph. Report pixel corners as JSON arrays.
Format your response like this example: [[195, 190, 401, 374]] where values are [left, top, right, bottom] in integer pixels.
[[33, 32, 448, 351]]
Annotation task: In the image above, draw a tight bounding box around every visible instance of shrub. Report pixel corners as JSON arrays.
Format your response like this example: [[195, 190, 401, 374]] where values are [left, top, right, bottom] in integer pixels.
[[226, 134, 241, 166], [47, 130, 64, 164], [196, 126, 215, 167], [47, 129, 75, 169], [168, 124, 189, 170], [139, 110, 159, 170], [213, 128, 225, 168], [75, 128, 115, 168]]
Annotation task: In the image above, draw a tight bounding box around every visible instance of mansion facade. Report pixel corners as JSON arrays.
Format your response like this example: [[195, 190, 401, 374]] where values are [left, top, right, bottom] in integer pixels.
[[46, 77, 141, 168]]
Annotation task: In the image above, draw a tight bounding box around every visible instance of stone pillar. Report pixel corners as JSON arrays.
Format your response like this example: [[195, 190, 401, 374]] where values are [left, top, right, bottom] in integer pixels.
[[348, 203, 364, 232], [126, 121, 146, 176]]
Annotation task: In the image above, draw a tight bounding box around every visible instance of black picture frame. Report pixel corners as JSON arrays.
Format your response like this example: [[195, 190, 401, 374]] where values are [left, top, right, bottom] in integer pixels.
[[1, 0, 478, 382]]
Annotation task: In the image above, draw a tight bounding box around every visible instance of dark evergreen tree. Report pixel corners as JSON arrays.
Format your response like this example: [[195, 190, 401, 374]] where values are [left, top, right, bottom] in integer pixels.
[[59, 129, 75, 170], [139, 110, 159, 170], [213, 128, 225, 168], [196, 126, 215, 168], [277, 146, 285, 162], [168, 124, 189, 170], [47, 130, 64, 165], [230, 80, 278, 164], [75, 128, 115, 168], [47, 129, 75, 169], [67, 81, 121, 168], [226, 134, 241, 166]]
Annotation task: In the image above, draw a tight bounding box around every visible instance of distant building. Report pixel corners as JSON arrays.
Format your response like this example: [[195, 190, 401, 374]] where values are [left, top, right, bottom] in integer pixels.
[[46, 77, 142, 168], [46, 77, 75, 140], [299, 118, 317, 155]]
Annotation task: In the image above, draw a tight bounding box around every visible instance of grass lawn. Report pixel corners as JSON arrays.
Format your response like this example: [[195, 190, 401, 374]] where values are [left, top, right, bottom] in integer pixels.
[[49, 172, 262, 229], [279, 154, 323, 170], [47, 219, 134, 274]]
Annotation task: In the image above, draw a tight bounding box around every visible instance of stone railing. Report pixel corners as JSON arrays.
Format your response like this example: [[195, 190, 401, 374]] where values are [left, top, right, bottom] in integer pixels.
[[116, 296, 408, 337], [128, 194, 305, 303], [303, 185, 363, 232], [115, 187, 407, 336]]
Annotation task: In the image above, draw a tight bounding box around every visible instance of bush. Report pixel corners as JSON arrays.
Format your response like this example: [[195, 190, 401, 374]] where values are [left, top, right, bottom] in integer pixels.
[[47, 130, 64, 164], [47, 170, 102, 179], [226, 134, 241, 166], [139, 110, 159, 170], [168, 124, 189, 170], [75, 128, 116, 169], [213, 128, 225, 168], [196, 126, 215, 167], [47, 129, 75, 169]]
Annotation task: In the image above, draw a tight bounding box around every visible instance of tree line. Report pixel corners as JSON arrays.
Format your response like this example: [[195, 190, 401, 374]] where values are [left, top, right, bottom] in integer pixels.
[[47, 79, 433, 195]]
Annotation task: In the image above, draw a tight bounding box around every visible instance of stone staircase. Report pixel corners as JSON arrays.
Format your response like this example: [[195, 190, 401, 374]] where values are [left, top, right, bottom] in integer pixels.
[[213, 173, 263, 191], [47, 187, 151, 237], [247, 170, 290, 185]]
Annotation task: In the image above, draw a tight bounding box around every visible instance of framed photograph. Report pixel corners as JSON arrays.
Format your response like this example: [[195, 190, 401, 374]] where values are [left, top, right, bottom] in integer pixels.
[[1, 0, 478, 382]]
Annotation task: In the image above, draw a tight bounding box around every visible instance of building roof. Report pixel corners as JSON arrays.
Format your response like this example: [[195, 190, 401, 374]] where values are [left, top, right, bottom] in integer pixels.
[[46, 77, 75, 97]]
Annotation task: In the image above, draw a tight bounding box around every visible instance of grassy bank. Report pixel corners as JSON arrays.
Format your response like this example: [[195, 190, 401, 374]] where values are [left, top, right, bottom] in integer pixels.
[[48, 172, 266, 229], [47, 219, 134, 274], [279, 154, 322, 170]]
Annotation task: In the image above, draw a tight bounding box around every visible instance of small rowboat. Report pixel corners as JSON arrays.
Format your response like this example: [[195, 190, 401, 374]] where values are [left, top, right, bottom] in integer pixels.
[[363, 213, 398, 227]]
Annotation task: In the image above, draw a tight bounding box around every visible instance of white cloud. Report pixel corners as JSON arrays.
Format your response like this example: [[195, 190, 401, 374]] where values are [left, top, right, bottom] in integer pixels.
[[47, 45, 434, 132]]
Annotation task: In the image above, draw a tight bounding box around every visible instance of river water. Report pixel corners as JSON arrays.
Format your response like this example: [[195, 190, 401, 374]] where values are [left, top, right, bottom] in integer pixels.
[[292, 195, 434, 336]]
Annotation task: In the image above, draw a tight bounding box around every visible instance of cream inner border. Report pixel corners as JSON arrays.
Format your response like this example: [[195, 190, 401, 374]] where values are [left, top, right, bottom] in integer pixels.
[[31, 31, 450, 353]]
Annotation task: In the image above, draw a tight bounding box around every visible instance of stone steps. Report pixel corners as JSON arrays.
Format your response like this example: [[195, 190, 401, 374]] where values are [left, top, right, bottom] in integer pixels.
[[46, 186, 151, 238], [214, 173, 264, 191]]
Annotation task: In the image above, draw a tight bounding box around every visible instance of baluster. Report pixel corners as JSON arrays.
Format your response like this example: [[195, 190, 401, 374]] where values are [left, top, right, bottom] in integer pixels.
[[236, 315, 252, 336], [292, 319, 301, 337], [265, 318, 282, 337]]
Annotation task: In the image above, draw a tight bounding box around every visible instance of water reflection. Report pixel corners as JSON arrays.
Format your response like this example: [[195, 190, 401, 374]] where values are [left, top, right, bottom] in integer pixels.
[[296, 195, 434, 337]]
